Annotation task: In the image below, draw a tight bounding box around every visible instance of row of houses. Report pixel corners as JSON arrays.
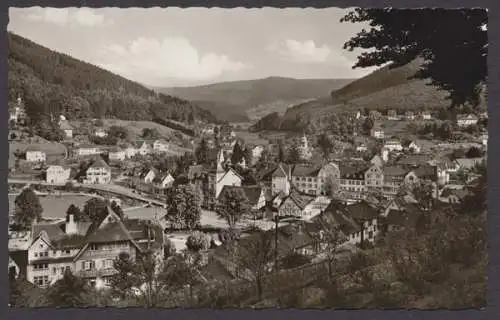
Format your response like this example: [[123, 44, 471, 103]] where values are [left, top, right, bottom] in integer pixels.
[[75, 139, 176, 160], [45, 156, 112, 185], [9, 206, 163, 289]]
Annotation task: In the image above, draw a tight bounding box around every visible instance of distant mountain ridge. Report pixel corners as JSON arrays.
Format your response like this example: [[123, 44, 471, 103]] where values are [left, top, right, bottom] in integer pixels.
[[277, 59, 455, 130], [8, 32, 216, 127], [155, 77, 354, 122]]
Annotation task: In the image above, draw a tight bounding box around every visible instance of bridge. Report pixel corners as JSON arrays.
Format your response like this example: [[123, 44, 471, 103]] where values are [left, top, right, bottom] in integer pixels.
[[8, 179, 166, 208]]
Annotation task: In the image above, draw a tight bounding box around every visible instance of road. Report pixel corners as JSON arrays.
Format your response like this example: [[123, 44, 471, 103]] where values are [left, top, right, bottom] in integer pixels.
[[8, 179, 166, 207]]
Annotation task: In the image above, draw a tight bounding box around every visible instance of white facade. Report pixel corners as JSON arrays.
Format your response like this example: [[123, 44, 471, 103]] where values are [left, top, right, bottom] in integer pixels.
[[271, 165, 291, 196], [77, 147, 100, 157], [144, 169, 156, 184], [457, 114, 479, 127], [371, 129, 385, 139], [26, 151, 46, 163], [84, 166, 111, 184], [215, 169, 242, 198], [153, 140, 170, 154], [124, 146, 138, 158], [94, 129, 108, 138], [46, 165, 71, 183], [109, 150, 126, 161], [384, 141, 403, 152], [251, 145, 265, 165], [408, 141, 421, 154]]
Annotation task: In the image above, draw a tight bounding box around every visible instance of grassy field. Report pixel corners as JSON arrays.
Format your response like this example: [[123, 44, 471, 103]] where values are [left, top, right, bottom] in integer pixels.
[[8, 194, 94, 218], [9, 141, 67, 165], [72, 119, 190, 142]]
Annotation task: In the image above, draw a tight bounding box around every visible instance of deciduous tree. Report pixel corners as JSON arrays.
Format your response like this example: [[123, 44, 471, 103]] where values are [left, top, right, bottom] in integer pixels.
[[14, 187, 43, 229], [341, 8, 487, 108]]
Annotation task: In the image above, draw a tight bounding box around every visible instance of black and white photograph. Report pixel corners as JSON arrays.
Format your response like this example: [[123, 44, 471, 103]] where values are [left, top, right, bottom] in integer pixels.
[[7, 7, 487, 309]]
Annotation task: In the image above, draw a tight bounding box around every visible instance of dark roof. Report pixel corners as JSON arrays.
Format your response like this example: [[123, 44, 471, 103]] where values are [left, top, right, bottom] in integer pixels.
[[339, 163, 368, 179], [314, 203, 361, 236], [396, 154, 434, 166], [345, 201, 379, 221], [413, 164, 437, 181], [88, 156, 110, 169], [292, 165, 321, 177], [272, 163, 292, 178], [386, 210, 420, 228], [384, 165, 411, 178]]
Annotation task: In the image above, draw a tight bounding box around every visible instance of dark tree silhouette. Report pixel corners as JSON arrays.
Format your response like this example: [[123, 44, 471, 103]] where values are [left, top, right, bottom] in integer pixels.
[[195, 138, 209, 164], [341, 8, 487, 107], [82, 198, 108, 223], [14, 188, 43, 229], [46, 271, 91, 308]]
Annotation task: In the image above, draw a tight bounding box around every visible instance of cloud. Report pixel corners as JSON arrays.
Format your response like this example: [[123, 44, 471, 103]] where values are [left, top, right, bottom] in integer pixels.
[[268, 39, 350, 64], [20, 7, 111, 27], [97, 36, 251, 86]]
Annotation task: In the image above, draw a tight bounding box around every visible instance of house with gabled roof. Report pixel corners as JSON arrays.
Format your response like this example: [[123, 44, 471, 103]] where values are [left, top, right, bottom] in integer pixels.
[[76, 144, 101, 157], [312, 200, 362, 247], [277, 190, 314, 218], [133, 140, 153, 156], [152, 172, 175, 189], [344, 200, 381, 244], [382, 165, 416, 197], [338, 162, 369, 200], [383, 140, 403, 152], [108, 147, 125, 161], [140, 167, 158, 184], [25, 147, 46, 163], [26, 206, 162, 288], [218, 185, 266, 211], [387, 110, 399, 120], [456, 114, 479, 127], [271, 163, 292, 196], [153, 139, 171, 154], [46, 164, 72, 184], [83, 156, 111, 184]]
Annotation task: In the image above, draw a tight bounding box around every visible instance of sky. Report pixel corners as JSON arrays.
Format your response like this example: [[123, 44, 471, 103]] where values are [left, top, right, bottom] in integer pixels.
[[8, 7, 378, 87]]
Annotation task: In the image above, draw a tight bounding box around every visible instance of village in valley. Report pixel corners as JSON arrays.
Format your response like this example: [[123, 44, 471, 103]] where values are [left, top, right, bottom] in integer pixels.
[[7, 7, 487, 309]]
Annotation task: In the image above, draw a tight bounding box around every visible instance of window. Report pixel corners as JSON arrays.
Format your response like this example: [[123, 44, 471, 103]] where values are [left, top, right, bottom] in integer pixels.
[[90, 244, 98, 251], [65, 250, 71, 254], [34, 252, 38, 257], [368, 231, 374, 239]]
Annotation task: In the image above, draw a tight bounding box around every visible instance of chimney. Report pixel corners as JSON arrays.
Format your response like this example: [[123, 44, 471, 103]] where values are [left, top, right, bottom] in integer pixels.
[[66, 214, 78, 235]]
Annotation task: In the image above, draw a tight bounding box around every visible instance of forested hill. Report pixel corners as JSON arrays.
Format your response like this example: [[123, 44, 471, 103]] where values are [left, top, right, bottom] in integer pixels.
[[7, 32, 216, 125]]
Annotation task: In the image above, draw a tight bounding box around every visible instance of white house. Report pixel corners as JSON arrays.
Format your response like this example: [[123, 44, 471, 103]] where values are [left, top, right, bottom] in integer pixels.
[[108, 147, 126, 161], [356, 144, 368, 153], [387, 110, 399, 121], [83, 157, 111, 184], [26, 149, 46, 163], [26, 207, 163, 289], [370, 127, 385, 140], [46, 165, 71, 184], [215, 166, 243, 199], [302, 196, 332, 220], [480, 133, 488, 148], [153, 172, 175, 189], [384, 140, 404, 152], [59, 120, 74, 139], [133, 141, 153, 156], [153, 139, 171, 154], [76, 145, 100, 157], [10, 95, 27, 124], [94, 128, 108, 138], [251, 145, 265, 165], [457, 114, 479, 127], [123, 144, 138, 158], [407, 141, 421, 154], [271, 163, 292, 196], [405, 111, 416, 121], [141, 168, 158, 184], [421, 111, 432, 120], [298, 134, 313, 160]]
